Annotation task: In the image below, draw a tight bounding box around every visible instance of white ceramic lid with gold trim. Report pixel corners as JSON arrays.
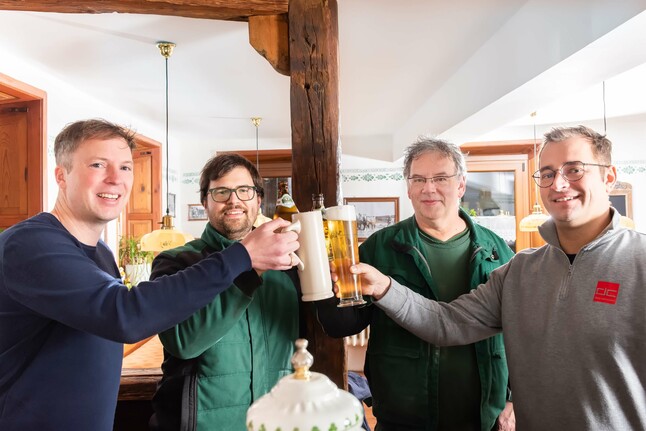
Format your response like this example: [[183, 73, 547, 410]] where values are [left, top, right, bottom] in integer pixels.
[[246, 339, 364, 431]]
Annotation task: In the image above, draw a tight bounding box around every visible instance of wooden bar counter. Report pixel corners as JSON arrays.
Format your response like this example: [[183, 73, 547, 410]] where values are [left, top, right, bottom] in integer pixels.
[[115, 336, 164, 430]]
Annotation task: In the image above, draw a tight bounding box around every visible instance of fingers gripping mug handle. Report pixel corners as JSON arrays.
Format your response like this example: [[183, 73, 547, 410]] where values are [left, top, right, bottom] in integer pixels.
[[282, 220, 301, 234], [282, 220, 305, 271]]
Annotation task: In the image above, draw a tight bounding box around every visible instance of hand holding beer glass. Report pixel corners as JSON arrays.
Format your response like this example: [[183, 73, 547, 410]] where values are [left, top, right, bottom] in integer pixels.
[[325, 205, 366, 307]]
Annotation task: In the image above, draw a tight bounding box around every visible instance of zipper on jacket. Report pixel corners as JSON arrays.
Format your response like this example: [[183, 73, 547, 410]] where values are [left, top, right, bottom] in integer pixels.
[[409, 245, 433, 279], [557, 248, 575, 300], [470, 245, 483, 263]]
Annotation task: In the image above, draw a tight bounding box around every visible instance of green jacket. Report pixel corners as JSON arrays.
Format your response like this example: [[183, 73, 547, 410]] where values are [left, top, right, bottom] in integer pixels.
[[149, 223, 299, 431], [317, 210, 513, 430]]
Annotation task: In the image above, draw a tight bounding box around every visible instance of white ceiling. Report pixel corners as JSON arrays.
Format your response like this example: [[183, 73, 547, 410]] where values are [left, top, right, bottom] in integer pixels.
[[1, 1, 645, 161]]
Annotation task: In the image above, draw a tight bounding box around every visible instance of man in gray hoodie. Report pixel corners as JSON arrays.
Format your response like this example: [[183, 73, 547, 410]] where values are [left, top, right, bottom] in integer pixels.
[[344, 125, 646, 430]]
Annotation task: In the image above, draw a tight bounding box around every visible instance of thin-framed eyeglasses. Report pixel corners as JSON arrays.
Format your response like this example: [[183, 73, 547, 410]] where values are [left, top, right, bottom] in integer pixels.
[[208, 185, 258, 202], [407, 173, 459, 189], [532, 161, 610, 188]]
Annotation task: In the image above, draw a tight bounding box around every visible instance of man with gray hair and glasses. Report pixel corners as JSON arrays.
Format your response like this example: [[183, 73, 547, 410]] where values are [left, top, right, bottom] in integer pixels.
[[347, 125, 646, 430], [317, 138, 515, 430]]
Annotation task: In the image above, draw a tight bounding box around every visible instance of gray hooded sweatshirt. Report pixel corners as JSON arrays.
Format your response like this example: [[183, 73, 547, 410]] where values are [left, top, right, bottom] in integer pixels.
[[375, 208, 646, 430]]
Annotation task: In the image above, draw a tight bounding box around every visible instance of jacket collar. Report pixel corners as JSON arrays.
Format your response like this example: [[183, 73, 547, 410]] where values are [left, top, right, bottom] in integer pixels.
[[538, 207, 621, 250], [200, 222, 237, 249], [391, 208, 496, 258]]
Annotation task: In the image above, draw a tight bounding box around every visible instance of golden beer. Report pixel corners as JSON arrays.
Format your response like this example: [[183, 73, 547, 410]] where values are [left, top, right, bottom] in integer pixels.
[[326, 205, 366, 307]]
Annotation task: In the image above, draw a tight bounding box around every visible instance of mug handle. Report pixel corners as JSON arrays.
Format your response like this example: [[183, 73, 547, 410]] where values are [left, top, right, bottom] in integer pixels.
[[282, 220, 305, 270]]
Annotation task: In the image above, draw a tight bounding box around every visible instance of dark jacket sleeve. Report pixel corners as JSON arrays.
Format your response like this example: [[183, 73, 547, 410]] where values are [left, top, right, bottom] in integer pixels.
[[2, 224, 253, 344], [314, 296, 373, 338]]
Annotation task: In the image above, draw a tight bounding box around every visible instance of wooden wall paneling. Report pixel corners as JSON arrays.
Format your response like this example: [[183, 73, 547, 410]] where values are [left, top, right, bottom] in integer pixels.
[[233, 149, 292, 178]]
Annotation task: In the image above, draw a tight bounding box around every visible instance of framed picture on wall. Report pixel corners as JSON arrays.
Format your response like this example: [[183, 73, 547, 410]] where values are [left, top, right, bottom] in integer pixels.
[[609, 181, 633, 217], [344, 197, 399, 241], [187, 204, 207, 221]]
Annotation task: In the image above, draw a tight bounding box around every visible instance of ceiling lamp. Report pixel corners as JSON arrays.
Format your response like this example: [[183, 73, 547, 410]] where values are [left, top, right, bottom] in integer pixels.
[[519, 112, 550, 232], [251, 116, 273, 227], [140, 42, 194, 251], [601, 81, 635, 229]]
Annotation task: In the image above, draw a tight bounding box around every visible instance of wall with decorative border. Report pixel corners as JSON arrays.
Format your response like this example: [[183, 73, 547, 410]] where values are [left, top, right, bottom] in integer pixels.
[[340, 166, 413, 220], [339, 158, 646, 233]]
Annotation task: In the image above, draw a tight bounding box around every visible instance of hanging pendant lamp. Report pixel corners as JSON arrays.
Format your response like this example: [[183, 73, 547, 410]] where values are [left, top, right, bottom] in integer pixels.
[[140, 42, 194, 252], [519, 112, 550, 232], [251, 116, 273, 227]]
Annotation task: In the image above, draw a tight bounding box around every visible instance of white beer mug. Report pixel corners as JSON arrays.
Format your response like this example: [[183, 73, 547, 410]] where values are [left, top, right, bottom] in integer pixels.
[[283, 211, 334, 302]]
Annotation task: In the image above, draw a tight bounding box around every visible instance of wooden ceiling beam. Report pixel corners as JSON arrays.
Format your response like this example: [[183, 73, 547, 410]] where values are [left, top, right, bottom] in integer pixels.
[[0, 0, 288, 21], [249, 14, 290, 76]]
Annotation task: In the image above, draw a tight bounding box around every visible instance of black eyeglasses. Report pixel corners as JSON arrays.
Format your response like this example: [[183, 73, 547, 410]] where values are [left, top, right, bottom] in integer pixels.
[[208, 186, 258, 202], [407, 174, 459, 189], [532, 161, 610, 188]]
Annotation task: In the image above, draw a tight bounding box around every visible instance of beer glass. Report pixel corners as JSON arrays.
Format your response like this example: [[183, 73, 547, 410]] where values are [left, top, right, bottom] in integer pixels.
[[325, 205, 366, 307]]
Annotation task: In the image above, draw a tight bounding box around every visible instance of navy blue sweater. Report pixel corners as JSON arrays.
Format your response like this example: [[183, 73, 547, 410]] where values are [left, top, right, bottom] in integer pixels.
[[0, 213, 252, 430]]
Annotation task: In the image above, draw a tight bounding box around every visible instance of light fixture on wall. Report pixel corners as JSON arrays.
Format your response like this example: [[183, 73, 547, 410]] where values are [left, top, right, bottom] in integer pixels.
[[251, 116, 273, 227], [519, 112, 550, 232], [140, 42, 194, 251], [602, 81, 635, 229]]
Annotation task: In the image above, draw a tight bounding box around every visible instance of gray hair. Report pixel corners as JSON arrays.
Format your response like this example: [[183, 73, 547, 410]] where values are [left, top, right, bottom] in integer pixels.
[[403, 137, 466, 179], [541, 125, 612, 165]]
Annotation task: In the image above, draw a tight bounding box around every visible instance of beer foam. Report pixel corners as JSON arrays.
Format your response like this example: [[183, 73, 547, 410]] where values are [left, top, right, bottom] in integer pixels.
[[326, 205, 356, 221]]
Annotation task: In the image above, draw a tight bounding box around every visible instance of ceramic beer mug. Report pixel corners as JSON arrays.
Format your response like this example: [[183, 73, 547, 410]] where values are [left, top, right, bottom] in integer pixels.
[[283, 211, 334, 302], [325, 205, 366, 307]]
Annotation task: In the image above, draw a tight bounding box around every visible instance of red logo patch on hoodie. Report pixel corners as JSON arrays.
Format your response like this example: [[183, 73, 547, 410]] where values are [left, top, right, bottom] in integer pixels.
[[593, 281, 620, 304]]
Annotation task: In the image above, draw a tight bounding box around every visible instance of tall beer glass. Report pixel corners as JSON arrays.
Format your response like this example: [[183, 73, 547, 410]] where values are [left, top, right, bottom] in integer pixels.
[[326, 205, 366, 307]]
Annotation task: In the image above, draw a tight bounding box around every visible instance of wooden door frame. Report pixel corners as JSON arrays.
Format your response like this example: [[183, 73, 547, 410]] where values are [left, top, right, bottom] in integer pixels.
[[0, 72, 47, 219]]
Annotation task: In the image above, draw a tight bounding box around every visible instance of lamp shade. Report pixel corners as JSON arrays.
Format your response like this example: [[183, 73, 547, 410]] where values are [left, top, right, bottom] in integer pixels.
[[619, 215, 635, 230], [140, 215, 193, 252], [519, 203, 550, 232]]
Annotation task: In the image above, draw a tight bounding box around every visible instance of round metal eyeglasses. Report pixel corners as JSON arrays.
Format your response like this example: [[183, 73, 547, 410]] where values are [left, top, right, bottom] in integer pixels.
[[532, 161, 610, 188], [407, 173, 459, 188]]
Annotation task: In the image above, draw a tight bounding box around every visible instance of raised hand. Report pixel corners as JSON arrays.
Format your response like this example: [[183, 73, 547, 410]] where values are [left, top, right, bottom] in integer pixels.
[[330, 261, 391, 300], [240, 218, 299, 272]]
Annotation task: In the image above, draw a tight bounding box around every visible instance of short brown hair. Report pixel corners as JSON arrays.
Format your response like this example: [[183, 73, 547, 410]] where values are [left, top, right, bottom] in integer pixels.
[[541, 125, 612, 165], [54, 119, 136, 171], [199, 154, 264, 204]]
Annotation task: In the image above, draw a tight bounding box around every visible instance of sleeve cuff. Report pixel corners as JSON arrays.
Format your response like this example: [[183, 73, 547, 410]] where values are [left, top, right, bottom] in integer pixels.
[[234, 270, 263, 297]]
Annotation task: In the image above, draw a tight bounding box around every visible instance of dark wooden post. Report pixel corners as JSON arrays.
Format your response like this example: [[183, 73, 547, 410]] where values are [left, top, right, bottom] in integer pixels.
[[288, 0, 346, 389]]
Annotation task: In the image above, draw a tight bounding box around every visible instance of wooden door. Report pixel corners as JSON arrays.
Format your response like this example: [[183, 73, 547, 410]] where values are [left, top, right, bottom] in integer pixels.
[[0, 74, 46, 231], [124, 146, 161, 239], [0, 109, 28, 228]]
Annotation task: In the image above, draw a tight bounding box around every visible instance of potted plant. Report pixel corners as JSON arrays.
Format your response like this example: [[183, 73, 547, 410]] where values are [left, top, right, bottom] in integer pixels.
[[118, 236, 153, 288]]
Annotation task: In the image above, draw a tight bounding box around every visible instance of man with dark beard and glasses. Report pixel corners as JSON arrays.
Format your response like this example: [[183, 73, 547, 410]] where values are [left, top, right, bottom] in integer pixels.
[[149, 154, 300, 431]]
